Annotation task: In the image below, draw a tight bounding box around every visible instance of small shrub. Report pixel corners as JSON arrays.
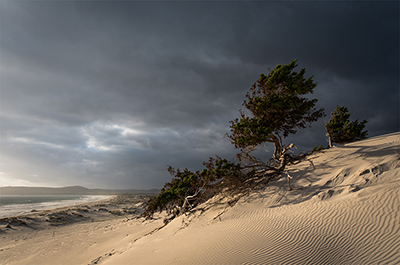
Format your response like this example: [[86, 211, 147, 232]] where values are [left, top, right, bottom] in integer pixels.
[[143, 157, 246, 219], [311, 144, 328, 153]]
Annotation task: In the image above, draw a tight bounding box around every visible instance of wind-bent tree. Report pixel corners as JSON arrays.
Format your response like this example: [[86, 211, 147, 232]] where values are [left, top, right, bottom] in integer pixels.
[[325, 105, 368, 146], [227, 60, 325, 172], [144, 60, 326, 220]]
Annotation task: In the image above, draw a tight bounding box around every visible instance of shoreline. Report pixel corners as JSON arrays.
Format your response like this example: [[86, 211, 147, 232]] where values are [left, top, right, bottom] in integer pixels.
[[0, 194, 164, 265], [0, 194, 114, 219], [0, 194, 151, 231], [1, 132, 399, 265]]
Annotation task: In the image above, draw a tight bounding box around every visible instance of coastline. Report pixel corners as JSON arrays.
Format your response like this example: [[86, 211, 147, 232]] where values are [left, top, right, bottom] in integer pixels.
[[0, 194, 163, 265], [0, 194, 113, 219], [0, 194, 149, 228], [1, 132, 399, 265]]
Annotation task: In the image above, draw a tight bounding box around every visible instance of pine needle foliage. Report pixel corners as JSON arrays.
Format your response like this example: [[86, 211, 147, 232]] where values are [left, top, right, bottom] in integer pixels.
[[227, 60, 325, 171], [143, 157, 247, 219], [325, 105, 368, 146], [143, 60, 326, 221]]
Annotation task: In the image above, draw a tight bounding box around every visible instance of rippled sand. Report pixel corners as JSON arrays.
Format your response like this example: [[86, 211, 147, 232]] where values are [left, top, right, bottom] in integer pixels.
[[1, 132, 399, 265]]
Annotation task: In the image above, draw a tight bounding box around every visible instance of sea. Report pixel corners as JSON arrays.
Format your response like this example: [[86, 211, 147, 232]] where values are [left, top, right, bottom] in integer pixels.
[[0, 195, 110, 218]]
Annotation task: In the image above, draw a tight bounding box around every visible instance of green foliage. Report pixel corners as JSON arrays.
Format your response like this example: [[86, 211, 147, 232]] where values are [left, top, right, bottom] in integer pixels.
[[144, 60, 327, 220], [143, 167, 197, 218], [326, 106, 368, 145], [227, 60, 325, 167], [143, 157, 246, 219], [311, 144, 329, 153]]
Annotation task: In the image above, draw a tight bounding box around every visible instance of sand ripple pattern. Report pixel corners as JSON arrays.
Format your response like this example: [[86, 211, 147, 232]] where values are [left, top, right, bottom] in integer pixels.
[[171, 181, 400, 265]]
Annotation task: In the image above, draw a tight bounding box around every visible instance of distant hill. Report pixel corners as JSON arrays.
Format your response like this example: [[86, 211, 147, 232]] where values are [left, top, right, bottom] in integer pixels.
[[0, 186, 160, 196]]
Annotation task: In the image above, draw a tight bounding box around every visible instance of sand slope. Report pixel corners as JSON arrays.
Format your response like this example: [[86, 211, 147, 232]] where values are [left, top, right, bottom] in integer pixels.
[[1, 132, 399, 265], [101, 132, 400, 265]]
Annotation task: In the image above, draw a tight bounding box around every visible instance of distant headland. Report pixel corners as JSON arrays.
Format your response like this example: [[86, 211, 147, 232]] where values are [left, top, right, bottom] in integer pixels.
[[0, 186, 159, 196]]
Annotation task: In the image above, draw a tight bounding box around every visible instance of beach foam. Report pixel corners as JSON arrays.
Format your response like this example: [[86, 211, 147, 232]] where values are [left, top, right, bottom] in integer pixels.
[[0, 195, 111, 218]]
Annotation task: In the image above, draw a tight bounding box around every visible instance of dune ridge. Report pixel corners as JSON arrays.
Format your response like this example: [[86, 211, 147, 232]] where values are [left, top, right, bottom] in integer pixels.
[[101, 132, 400, 265], [1, 132, 399, 265]]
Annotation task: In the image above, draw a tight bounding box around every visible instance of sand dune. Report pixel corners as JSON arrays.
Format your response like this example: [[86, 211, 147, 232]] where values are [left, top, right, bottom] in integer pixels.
[[1, 132, 399, 264]]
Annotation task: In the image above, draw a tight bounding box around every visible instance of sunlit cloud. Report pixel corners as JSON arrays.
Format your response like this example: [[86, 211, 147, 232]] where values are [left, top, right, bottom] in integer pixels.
[[0, 1, 397, 189], [9, 137, 65, 149]]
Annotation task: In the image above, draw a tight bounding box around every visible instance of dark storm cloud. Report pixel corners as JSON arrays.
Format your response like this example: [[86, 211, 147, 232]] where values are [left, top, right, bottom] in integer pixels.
[[0, 1, 398, 189]]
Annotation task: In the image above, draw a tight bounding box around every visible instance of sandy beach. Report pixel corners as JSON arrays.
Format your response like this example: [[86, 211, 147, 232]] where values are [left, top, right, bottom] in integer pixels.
[[1, 132, 399, 265], [0, 195, 159, 265]]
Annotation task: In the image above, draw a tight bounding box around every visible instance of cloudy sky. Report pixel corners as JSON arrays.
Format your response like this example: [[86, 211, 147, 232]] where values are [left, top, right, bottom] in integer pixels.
[[0, 1, 398, 189]]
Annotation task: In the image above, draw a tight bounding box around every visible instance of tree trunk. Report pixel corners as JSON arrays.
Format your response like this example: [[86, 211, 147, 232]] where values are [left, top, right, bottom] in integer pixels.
[[326, 131, 332, 148], [269, 133, 294, 172], [269, 133, 282, 162]]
